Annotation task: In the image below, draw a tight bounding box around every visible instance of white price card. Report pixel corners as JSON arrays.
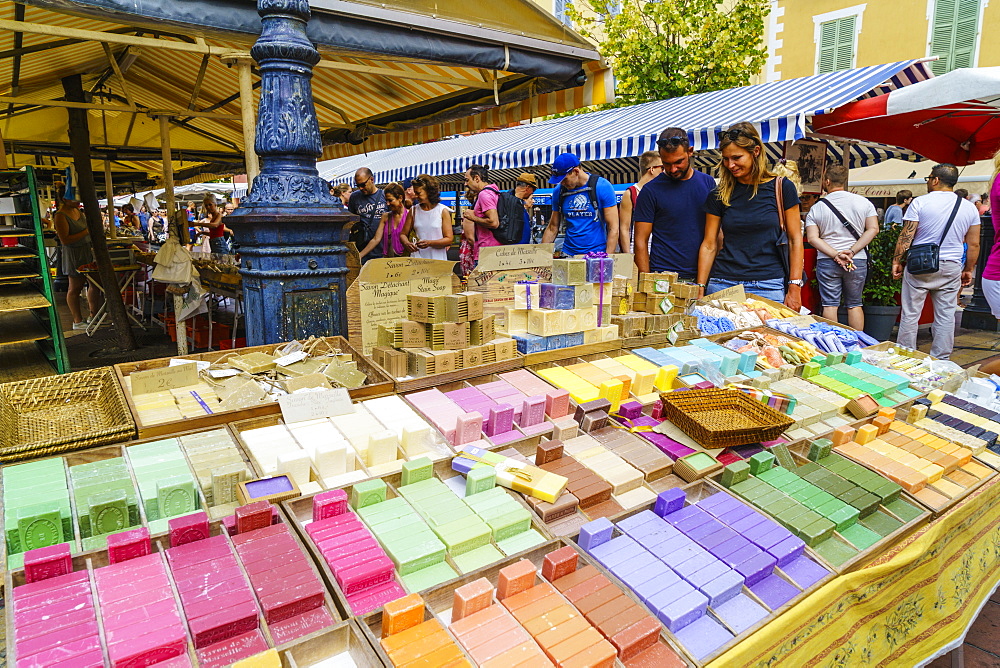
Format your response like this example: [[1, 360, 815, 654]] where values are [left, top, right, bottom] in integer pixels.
[[278, 387, 354, 424], [131, 363, 199, 395]]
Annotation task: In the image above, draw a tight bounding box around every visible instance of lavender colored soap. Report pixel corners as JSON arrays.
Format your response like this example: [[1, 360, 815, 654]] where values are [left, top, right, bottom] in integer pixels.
[[673, 613, 734, 660], [712, 594, 769, 634], [657, 588, 709, 632], [245, 476, 294, 498], [654, 488, 687, 517], [578, 517, 614, 550], [749, 574, 799, 610], [632, 565, 680, 602], [768, 536, 806, 566], [780, 555, 830, 588], [734, 551, 777, 586]]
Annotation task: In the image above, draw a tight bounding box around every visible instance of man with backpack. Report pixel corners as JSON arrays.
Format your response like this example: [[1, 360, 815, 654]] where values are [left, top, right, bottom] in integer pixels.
[[542, 152, 620, 255], [804, 165, 879, 331], [461, 165, 504, 269]]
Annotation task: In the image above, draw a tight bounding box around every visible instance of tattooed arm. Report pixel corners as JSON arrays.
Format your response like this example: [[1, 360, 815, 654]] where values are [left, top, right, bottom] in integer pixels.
[[891, 219, 919, 280]]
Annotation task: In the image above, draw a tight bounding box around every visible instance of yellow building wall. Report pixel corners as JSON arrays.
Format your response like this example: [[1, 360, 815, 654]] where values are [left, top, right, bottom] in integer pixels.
[[774, 0, 1000, 81]]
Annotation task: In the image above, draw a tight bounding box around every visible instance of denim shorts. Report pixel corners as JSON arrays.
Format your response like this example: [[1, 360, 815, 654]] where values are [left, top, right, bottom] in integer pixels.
[[815, 257, 868, 308], [706, 277, 786, 303]]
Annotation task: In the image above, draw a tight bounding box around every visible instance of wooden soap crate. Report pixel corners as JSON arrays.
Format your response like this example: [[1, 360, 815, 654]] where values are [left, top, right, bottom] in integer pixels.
[[789, 418, 995, 519], [366, 350, 526, 394], [115, 335, 395, 440], [622, 332, 668, 349], [717, 445, 930, 574], [0, 425, 257, 579], [521, 338, 623, 365], [4, 516, 343, 668], [565, 480, 836, 667], [358, 537, 694, 668], [278, 619, 383, 667]]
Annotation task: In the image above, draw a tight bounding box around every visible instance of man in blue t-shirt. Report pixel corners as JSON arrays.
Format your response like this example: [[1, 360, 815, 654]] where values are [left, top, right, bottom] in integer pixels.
[[542, 153, 620, 255], [633, 127, 715, 280]]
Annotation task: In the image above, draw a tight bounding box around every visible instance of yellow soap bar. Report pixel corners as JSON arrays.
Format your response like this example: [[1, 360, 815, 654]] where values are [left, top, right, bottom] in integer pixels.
[[927, 389, 947, 404], [907, 405, 928, 423], [616, 354, 658, 372], [855, 424, 879, 444], [632, 369, 656, 396], [232, 649, 281, 668], [512, 469, 568, 503], [655, 365, 679, 391], [598, 379, 624, 409]]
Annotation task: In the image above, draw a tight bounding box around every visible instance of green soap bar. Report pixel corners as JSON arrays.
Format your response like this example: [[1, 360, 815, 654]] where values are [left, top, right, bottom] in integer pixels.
[[147, 517, 171, 535], [850, 493, 882, 518], [729, 480, 757, 497], [824, 479, 855, 497], [802, 495, 826, 512], [7, 550, 24, 570], [465, 467, 496, 496], [423, 504, 475, 527], [884, 498, 923, 523], [813, 536, 859, 566], [797, 509, 822, 525], [453, 544, 506, 574], [371, 514, 424, 536], [755, 468, 783, 484], [89, 490, 130, 536], [776, 506, 807, 526], [839, 487, 866, 504], [462, 486, 507, 506], [351, 479, 388, 509], [401, 560, 458, 592], [468, 496, 520, 521], [859, 510, 904, 537], [392, 538, 448, 575], [768, 497, 797, 516], [815, 499, 846, 519], [400, 458, 434, 486], [486, 507, 532, 542], [18, 502, 64, 552], [436, 519, 492, 556], [770, 444, 798, 470], [356, 498, 410, 525], [840, 523, 882, 550], [496, 528, 546, 557], [82, 534, 109, 552], [755, 491, 786, 508], [827, 505, 861, 531], [845, 351, 862, 364], [748, 451, 775, 475], [684, 452, 718, 471], [810, 356, 827, 367], [721, 461, 751, 488], [782, 479, 810, 496], [812, 490, 838, 506], [156, 475, 197, 519], [800, 362, 820, 378], [799, 518, 836, 547], [796, 462, 821, 476]]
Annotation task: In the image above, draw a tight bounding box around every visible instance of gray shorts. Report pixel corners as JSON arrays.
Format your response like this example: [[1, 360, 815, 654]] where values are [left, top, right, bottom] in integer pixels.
[[815, 257, 867, 308]]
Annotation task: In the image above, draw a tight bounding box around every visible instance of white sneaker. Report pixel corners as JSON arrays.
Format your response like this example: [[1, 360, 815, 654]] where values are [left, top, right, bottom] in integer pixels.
[[72, 321, 88, 330]]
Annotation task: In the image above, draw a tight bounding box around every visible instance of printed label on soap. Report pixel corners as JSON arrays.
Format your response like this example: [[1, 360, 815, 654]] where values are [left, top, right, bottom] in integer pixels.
[[275, 351, 309, 367], [168, 358, 210, 371], [278, 387, 353, 423], [131, 363, 199, 395], [208, 368, 240, 379]]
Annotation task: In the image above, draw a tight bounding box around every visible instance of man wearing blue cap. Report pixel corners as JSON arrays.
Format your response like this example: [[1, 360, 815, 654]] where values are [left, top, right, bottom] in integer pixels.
[[542, 153, 620, 255]]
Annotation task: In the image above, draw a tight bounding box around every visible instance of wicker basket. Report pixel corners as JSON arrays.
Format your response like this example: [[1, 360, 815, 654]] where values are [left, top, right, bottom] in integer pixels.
[[659, 388, 795, 449], [0, 367, 137, 462]]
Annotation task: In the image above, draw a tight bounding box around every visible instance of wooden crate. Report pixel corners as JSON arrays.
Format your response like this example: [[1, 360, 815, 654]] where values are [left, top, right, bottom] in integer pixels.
[[4, 518, 342, 668], [716, 446, 930, 574], [0, 425, 257, 577], [564, 480, 836, 666], [522, 338, 623, 365], [278, 619, 383, 666], [367, 352, 526, 394], [358, 537, 694, 667], [115, 336, 394, 439], [622, 332, 668, 349]]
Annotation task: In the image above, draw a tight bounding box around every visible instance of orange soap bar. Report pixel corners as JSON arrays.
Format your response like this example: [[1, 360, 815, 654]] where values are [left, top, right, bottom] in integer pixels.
[[585, 593, 636, 627], [872, 416, 892, 435], [854, 424, 878, 444], [510, 593, 563, 625], [830, 426, 856, 447], [547, 626, 606, 665], [891, 421, 913, 433], [563, 574, 613, 603], [397, 642, 465, 668], [562, 638, 618, 668], [913, 486, 950, 510], [552, 565, 600, 593], [535, 613, 591, 650], [877, 407, 896, 420], [898, 470, 927, 493], [597, 604, 649, 638], [542, 546, 579, 582], [502, 583, 558, 612], [575, 586, 624, 617], [450, 604, 505, 639], [523, 604, 580, 637], [465, 610, 521, 649], [623, 643, 687, 668], [468, 627, 531, 664], [480, 641, 552, 668], [453, 578, 494, 622], [610, 617, 662, 662], [953, 448, 973, 467], [964, 461, 992, 478], [498, 560, 537, 600], [383, 594, 426, 637], [386, 628, 452, 664], [932, 478, 963, 498], [381, 619, 443, 654]]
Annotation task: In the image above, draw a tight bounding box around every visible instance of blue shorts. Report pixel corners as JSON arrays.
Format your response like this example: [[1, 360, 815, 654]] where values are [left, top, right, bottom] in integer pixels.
[[815, 257, 867, 308], [706, 277, 785, 303]]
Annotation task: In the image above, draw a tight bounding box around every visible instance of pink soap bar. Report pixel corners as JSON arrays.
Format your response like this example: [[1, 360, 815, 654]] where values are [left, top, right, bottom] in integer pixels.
[[332, 546, 384, 576], [101, 596, 178, 632], [235, 501, 272, 534], [96, 555, 164, 585], [322, 535, 380, 564], [306, 511, 359, 535], [13, 570, 89, 601], [519, 395, 547, 427], [189, 597, 260, 648], [177, 572, 248, 608], [546, 389, 571, 418], [313, 489, 349, 522], [269, 606, 336, 645], [14, 582, 93, 614], [242, 550, 300, 578], [183, 586, 255, 622], [169, 511, 210, 548], [308, 518, 364, 543], [172, 557, 242, 589], [49, 648, 105, 668], [99, 577, 172, 607], [23, 543, 73, 584], [221, 514, 237, 536], [238, 538, 300, 565], [104, 609, 184, 644], [16, 620, 99, 660], [237, 532, 297, 556], [456, 412, 484, 445], [259, 578, 325, 623], [99, 587, 173, 619], [15, 602, 96, 643], [337, 555, 395, 595], [485, 404, 516, 437], [16, 634, 102, 668], [107, 622, 187, 668], [165, 535, 230, 568], [107, 527, 152, 565], [195, 628, 268, 668], [251, 560, 311, 590], [231, 523, 289, 547], [149, 655, 194, 668], [315, 527, 370, 554], [347, 580, 407, 616], [15, 596, 92, 630], [99, 564, 171, 592]]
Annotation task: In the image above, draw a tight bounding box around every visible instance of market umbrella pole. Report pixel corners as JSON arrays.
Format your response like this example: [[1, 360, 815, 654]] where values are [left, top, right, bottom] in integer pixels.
[[158, 115, 188, 356], [61, 74, 137, 352]]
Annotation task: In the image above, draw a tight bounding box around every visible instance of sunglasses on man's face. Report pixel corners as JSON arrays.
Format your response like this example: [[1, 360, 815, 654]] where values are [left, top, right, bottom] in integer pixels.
[[657, 136, 687, 150]]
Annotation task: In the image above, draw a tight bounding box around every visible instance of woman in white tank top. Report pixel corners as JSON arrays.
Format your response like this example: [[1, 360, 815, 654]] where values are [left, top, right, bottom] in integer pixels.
[[407, 174, 454, 260]]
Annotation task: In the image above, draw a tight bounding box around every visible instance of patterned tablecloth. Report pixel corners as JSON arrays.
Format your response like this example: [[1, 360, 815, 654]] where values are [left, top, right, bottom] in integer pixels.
[[709, 475, 1000, 667]]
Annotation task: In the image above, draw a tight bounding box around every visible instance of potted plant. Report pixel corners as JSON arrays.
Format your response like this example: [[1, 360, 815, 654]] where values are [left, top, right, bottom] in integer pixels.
[[862, 222, 903, 342]]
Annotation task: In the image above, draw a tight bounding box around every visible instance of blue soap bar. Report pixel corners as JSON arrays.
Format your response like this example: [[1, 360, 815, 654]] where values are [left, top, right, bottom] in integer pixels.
[[545, 334, 567, 351], [699, 568, 746, 606], [513, 333, 546, 354], [657, 588, 709, 632], [564, 331, 584, 347], [578, 517, 614, 550], [654, 488, 686, 517], [738, 351, 758, 373]]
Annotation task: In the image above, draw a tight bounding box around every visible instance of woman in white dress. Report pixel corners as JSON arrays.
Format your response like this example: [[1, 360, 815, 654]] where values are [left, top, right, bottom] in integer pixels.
[[406, 174, 454, 260]]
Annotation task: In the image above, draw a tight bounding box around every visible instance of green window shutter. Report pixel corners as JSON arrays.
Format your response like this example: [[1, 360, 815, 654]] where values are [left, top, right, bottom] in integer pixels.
[[818, 17, 856, 74], [930, 0, 980, 74]]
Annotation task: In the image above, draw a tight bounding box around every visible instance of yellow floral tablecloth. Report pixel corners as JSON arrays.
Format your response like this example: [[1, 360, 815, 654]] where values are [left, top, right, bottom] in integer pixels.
[[709, 476, 1000, 667]]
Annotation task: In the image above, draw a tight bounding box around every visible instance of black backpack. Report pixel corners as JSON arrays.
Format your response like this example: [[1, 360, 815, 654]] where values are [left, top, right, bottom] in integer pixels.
[[552, 173, 604, 224], [482, 186, 527, 245]]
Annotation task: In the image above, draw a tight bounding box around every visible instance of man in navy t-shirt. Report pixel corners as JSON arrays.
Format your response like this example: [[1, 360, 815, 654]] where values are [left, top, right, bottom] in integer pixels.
[[633, 127, 715, 279], [542, 153, 620, 255]]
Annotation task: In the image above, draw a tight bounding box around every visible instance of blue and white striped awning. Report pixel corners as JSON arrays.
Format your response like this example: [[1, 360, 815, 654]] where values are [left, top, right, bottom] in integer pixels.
[[318, 60, 933, 185]]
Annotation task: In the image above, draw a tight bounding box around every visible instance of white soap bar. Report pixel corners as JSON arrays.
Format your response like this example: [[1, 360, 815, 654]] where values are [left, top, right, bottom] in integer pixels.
[[401, 424, 431, 457], [309, 442, 347, 478], [367, 430, 398, 467], [276, 449, 312, 487]]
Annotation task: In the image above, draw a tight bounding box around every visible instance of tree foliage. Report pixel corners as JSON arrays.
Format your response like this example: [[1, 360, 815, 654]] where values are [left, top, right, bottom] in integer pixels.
[[863, 222, 903, 306], [567, 0, 771, 107]]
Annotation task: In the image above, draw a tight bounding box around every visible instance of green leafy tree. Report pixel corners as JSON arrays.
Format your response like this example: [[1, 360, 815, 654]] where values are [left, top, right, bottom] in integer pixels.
[[566, 0, 771, 107], [863, 223, 903, 306]]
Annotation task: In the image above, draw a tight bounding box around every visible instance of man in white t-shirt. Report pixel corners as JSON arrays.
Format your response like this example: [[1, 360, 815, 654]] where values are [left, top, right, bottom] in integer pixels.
[[805, 165, 879, 330], [893, 163, 981, 359]]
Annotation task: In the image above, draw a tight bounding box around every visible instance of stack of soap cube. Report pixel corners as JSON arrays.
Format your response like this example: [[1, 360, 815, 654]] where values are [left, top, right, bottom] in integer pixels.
[[178, 428, 251, 518], [379, 594, 472, 667], [352, 479, 459, 592], [3, 458, 74, 569], [631, 271, 698, 314], [69, 457, 141, 551], [305, 489, 406, 615], [127, 438, 201, 533]]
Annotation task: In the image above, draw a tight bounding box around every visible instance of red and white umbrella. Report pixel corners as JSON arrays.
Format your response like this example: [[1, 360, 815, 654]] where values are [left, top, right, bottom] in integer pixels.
[[813, 67, 1000, 165]]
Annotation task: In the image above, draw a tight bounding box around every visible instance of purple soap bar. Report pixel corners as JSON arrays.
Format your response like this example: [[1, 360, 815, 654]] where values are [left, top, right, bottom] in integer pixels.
[[663, 504, 704, 525], [646, 535, 692, 561], [684, 521, 724, 543], [632, 564, 680, 601], [712, 593, 768, 634], [735, 552, 777, 587], [654, 488, 686, 517], [614, 551, 660, 585], [755, 525, 794, 551], [686, 561, 731, 589], [629, 519, 681, 544], [586, 256, 614, 283], [578, 517, 615, 550], [673, 613, 734, 661], [484, 404, 515, 437], [699, 530, 733, 553], [699, 569, 745, 606], [673, 554, 716, 580], [617, 510, 661, 536], [768, 536, 806, 567], [729, 513, 766, 534], [749, 573, 800, 610], [657, 588, 709, 632], [716, 539, 756, 562], [780, 556, 830, 589], [647, 579, 694, 611], [591, 537, 642, 569], [618, 401, 644, 419]]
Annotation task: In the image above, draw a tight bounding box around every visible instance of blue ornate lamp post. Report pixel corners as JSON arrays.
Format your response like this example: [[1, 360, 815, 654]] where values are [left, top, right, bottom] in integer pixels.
[[228, 0, 355, 346]]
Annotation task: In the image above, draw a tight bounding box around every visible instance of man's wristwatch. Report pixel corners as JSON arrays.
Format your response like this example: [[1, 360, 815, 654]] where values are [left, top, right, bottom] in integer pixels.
[[788, 279, 805, 287]]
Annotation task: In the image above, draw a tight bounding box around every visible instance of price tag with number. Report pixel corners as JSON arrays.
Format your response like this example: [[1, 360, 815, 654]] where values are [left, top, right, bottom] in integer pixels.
[[131, 363, 199, 395], [278, 387, 354, 424]]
